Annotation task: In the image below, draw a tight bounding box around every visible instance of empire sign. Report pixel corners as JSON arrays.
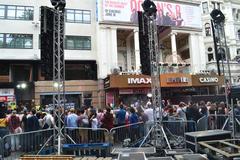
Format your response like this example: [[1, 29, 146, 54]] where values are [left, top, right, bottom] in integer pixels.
[[128, 78, 151, 84]]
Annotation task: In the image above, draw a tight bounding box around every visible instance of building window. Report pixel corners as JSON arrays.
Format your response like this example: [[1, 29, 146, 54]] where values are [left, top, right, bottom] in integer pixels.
[[0, 5, 33, 20], [237, 49, 240, 55], [0, 33, 33, 49], [205, 23, 211, 36], [212, 2, 221, 10], [65, 36, 91, 50], [218, 47, 226, 61], [237, 29, 240, 40], [237, 10, 240, 20], [0, 64, 9, 75], [202, 2, 209, 14], [66, 9, 91, 23], [208, 53, 214, 61], [0, 33, 3, 48]]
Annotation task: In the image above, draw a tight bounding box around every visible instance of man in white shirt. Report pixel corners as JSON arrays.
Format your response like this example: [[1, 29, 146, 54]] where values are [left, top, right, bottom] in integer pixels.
[[144, 102, 154, 138]]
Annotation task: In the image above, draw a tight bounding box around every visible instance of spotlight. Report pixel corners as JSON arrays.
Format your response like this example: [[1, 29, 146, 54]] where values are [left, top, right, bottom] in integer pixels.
[[142, 0, 157, 17], [210, 9, 225, 24], [21, 83, 27, 89], [16, 83, 27, 89], [50, 0, 66, 11], [147, 93, 152, 98]]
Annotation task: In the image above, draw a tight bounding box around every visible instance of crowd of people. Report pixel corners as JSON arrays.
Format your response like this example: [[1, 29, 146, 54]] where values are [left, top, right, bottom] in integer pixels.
[[0, 99, 239, 152]]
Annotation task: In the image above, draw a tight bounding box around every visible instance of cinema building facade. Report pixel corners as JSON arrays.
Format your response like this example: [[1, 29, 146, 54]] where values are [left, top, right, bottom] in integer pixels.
[[97, 0, 225, 106]]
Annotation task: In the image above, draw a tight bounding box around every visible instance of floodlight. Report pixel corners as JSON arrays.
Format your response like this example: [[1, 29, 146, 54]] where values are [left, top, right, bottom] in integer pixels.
[[210, 9, 225, 24], [50, 0, 66, 11], [142, 0, 157, 17], [21, 83, 27, 89]]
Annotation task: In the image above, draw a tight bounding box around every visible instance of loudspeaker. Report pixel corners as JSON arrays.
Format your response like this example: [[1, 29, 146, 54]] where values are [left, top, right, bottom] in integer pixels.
[[138, 11, 151, 75], [40, 6, 54, 80]]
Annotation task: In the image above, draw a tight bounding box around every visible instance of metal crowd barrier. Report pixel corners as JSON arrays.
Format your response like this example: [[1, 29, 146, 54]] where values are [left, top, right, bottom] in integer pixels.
[[0, 128, 55, 159], [64, 127, 109, 144], [109, 120, 196, 149], [162, 120, 197, 136], [196, 116, 208, 131], [64, 127, 110, 157], [5, 116, 240, 159], [110, 122, 144, 148], [195, 114, 240, 138], [208, 114, 229, 130]]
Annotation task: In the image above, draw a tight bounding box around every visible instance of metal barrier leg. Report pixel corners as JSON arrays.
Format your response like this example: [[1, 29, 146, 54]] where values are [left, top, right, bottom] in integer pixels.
[[222, 117, 229, 130]]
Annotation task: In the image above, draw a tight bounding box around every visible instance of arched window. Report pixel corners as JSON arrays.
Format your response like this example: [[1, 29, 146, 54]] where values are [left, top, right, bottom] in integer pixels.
[[205, 23, 211, 36]]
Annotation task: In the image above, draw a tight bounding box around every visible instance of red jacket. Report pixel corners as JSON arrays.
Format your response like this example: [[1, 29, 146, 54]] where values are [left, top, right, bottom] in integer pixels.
[[101, 112, 114, 131]]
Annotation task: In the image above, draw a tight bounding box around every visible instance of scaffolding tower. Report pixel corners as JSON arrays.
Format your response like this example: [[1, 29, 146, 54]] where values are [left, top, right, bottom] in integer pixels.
[[139, 9, 171, 148], [52, 7, 65, 154]]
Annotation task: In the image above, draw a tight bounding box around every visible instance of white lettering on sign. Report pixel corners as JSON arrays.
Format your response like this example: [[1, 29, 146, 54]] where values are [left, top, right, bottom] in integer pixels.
[[128, 78, 151, 84], [199, 77, 219, 83], [0, 89, 14, 96], [167, 77, 189, 83]]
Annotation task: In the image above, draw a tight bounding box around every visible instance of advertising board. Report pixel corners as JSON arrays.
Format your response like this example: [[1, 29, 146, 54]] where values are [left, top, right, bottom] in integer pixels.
[[102, 0, 201, 28]]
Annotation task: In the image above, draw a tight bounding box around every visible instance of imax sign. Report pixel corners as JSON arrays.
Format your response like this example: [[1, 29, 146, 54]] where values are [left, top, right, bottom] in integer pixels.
[[128, 78, 151, 84]]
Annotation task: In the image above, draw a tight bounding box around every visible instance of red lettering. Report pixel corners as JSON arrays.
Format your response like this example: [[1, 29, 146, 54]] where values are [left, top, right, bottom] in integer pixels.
[[130, 0, 137, 12], [176, 5, 181, 17], [167, 4, 173, 16], [137, 0, 143, 11], [157, 3, 164, 14]]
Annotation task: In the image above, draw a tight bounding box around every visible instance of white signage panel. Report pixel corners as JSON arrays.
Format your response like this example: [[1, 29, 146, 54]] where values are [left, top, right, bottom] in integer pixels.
[[199, 77, 219, 83], [0, 89, 14, 96], [128, 77, 151, 84], [102, 0, 202, 28]]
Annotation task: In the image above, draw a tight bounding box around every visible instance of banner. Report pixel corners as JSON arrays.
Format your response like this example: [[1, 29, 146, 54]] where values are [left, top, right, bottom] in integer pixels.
[[102, 0, 202, 28]]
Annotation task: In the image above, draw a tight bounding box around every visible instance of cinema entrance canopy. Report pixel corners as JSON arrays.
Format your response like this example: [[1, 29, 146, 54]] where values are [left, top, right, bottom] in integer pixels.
[[104, 74, 224, 105]]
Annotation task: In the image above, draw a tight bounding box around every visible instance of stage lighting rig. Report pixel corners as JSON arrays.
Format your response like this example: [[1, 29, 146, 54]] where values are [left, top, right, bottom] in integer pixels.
[[142, 0, 157, 17], [50, 0, 66, 11], [210, 9, 225, 24]]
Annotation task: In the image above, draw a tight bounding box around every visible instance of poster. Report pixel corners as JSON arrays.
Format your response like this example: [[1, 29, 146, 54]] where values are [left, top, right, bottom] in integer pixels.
[[102, 0, 202, 28]]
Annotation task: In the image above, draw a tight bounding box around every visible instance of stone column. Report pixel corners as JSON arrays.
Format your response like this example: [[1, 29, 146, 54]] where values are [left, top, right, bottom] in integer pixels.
[[110, 28, 118, 69], [171, 32, 178, 64], [126, 35, 132, 71], [97, 27, 118, 78], [134, 29, 141, 71], [189, 33, 206, 74]]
